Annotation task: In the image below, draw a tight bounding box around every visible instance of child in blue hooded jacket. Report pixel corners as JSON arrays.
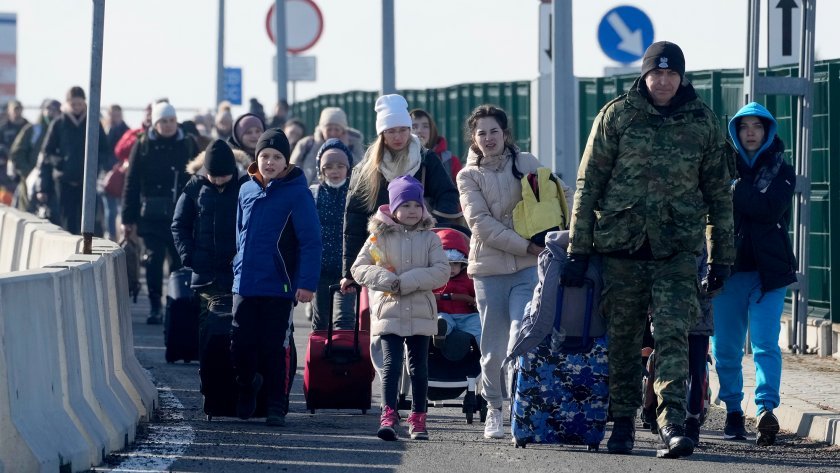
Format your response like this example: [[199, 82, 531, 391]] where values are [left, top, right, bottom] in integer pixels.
[[711, 102, 797, 447], [232, 128, 322, 426]]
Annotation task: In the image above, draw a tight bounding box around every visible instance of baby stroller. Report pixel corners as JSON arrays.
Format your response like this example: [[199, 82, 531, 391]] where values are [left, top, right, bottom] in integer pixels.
[[397, 225, 487, 424]]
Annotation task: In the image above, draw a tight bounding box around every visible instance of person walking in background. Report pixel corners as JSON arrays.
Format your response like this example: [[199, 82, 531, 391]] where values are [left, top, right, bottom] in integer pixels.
[[309, 138, 355, 331], [269, 99, 289, 129], [172, 139, 247, 326], [231, 128, 321, 427], [100, 103, 130, 240], [214, 103, 233, 141], [290, 106, 364, 185], [122, 101, 197, 324], [9, 98, 60, 211], [410, 109, 461, 184], [0, 99, 28, 149], [283, 119, 306, 153], [711, 102, 796, 447], [563, 41, 734, 458], [228, 113, 265, 160], [105, 104, 129, 153], [248, 97, 267, 124], [457, 104, 571, 440], [351, 175, 449, 441], [35, 86, 112, 234], [340, 94, 461, 295]]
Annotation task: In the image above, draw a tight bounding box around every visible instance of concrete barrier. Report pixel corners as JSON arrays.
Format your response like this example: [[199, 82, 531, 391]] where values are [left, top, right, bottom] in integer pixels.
[[0, 206, 158, 472], [0, 268, 93, 472]]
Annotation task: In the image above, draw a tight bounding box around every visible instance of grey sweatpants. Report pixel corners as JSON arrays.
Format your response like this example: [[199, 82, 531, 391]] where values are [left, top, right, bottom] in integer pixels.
[[473, 266, 537, 409]]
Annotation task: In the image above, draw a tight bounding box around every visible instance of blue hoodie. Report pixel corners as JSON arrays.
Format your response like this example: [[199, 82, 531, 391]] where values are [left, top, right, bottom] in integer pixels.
[[727, 102, 778, 168]]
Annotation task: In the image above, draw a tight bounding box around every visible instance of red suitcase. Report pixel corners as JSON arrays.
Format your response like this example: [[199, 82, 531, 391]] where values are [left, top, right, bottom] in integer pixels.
[[304, 284, 375, 414]]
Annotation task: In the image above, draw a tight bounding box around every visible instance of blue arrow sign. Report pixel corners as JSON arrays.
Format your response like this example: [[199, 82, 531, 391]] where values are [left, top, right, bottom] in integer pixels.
[[598, 6, 654, 64], [223, 67, 242, 105]]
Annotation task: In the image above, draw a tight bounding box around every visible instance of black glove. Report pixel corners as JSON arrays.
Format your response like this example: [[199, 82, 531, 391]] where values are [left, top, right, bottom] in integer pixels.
[[561, 253, 589, 287], [702, 263, 731, 294]]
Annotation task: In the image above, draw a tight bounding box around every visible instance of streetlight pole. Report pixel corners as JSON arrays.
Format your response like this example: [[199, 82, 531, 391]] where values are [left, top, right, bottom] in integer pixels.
[[275, 0, 288, 103], [81, 0, 105, 253], [216, 0, 225, 107], [381, 0, 396, 95]]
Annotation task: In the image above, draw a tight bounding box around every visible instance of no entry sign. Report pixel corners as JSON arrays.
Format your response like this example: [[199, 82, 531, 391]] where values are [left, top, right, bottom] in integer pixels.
[[266, 0, 324, 54]]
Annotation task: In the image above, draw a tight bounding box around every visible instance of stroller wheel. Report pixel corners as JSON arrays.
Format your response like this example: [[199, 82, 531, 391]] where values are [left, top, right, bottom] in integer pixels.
[[514, 438, 527, 448], [587, 444, 599, 452]]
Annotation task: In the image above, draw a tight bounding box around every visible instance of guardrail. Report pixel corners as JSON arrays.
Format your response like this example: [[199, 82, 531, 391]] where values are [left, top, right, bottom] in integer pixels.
[[0, 204, 157, 473]]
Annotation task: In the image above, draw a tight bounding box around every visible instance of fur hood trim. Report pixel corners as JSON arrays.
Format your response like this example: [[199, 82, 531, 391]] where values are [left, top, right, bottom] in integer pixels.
[[367, 204, 436, 236], [187, 148, 252, 176]]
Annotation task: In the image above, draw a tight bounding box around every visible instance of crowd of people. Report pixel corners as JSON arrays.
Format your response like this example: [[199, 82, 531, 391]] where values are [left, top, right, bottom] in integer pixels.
[[0, 39, 797, 457]]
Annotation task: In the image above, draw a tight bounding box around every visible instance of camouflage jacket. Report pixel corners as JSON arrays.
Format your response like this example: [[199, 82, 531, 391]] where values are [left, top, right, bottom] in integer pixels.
[[568, 80, 735, 264]]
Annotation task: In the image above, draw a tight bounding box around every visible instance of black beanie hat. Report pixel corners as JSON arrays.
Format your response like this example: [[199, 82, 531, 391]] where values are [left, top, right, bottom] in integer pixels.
[[203, 139, 238, 176], [640, 41, 686, 79], [255, 128, 291, 160]]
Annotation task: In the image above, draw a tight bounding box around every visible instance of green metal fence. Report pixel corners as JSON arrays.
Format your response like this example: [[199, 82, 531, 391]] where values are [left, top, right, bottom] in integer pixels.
[[290, 60, 838, 322], [290, 81, 532, 161]]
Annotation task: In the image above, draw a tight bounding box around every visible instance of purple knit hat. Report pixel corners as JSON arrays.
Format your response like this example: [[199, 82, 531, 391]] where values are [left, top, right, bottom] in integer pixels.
[[388, 175, 424, 214]]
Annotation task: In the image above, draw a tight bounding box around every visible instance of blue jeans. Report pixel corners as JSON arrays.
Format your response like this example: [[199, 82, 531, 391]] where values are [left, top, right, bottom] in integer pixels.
[[101, 193, 120, 241], [473, 266, 538, 409], [711, 271, 786, 415], [439, 312, 482, 345]]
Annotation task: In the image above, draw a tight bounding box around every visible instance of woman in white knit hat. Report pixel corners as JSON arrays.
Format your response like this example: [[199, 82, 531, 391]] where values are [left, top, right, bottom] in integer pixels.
[[290, 106, 365, 185], [339, 94, 462, 295]]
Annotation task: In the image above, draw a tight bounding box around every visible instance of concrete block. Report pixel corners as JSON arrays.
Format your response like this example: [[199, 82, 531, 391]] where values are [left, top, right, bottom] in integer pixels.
[[69, 252, 157, 420], [0, 208, 26, 273], [46, 261, 136, 455], [16, 220, 63, 271], [28, 230, 82, 270], [0, 269, 92, 472]]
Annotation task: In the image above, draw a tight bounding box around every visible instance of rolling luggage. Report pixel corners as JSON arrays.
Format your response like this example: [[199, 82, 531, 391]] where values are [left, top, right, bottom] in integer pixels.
[[304, 284, 375, 414], [164, 268, 200, 363], [510, 279, 609, 450], [199, 295, 298, 420]]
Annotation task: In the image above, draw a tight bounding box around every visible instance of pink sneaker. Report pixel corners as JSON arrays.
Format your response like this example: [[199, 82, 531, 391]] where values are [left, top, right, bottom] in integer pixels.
[[407, 412, 428, 440], [377, 406, 399, 441]]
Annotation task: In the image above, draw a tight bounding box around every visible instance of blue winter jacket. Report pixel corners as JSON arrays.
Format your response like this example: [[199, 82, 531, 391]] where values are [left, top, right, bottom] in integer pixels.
[[232, 163, 322, 298]]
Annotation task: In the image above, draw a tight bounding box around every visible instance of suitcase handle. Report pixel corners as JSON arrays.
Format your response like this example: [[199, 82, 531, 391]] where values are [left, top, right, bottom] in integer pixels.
[[326, 283, 362, 359], [554, 278, 595, 351]]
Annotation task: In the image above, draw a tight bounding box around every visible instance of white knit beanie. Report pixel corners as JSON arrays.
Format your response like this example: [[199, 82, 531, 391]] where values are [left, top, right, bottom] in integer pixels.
[[151, 101, 177, 126], [374, 94, 412, 135], [318, 107, 348, 129]]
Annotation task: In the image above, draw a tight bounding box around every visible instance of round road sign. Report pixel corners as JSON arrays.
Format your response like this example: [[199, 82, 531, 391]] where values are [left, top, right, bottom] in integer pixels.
[[266, 0, 324, 54]]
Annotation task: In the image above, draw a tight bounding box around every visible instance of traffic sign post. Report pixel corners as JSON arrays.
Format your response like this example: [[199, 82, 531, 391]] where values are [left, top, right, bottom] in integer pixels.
[[223, 67, 242, 105], [597, 6, 654, 64], [768, 0, 802, 67], [266, 0, 324, 53]]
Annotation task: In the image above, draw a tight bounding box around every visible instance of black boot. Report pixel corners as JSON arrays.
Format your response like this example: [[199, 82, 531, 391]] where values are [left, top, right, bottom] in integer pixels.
[[684, 417, 701, 446], [658, 423, 695, 458], [607, 417, 635, 454]]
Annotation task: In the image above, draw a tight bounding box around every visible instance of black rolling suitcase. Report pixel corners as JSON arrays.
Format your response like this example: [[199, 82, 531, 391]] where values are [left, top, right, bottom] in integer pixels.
[[199, 295, 298, 420], [164, 268, 200, 363]]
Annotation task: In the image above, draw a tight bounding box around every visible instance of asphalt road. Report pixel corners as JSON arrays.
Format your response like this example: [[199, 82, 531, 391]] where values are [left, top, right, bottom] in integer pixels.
[[92, 301, 840, 473]]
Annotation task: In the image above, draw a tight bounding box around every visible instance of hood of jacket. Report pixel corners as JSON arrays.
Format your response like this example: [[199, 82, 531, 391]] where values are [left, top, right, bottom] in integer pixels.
[[247, 161, 306, 189], [228, 113, 264, 154], [432, 136, 449, 156], [728, 102, 779, 168], [465, 147, 522, 172], [434, 227, 469, 256], [367, 204, 436, 236]]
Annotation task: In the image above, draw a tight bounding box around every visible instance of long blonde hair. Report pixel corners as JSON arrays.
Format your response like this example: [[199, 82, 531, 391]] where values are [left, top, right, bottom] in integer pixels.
[[355, 134, 412, 212]]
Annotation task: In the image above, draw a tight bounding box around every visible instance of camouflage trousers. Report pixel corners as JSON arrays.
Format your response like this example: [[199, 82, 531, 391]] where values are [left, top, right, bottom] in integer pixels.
[[602, 251, 698, 427]]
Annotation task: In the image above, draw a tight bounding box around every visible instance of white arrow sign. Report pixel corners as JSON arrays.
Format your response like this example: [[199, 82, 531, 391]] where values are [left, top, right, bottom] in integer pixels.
[[607, 12, 644, 57]]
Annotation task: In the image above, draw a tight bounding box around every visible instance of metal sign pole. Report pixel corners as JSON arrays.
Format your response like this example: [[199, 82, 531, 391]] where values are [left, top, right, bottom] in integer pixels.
[[275, 0, 288, 102], [381, 0, 396, 95], [81, 0, 105, 253], [216, 0, 225, 106], [552, 0, 577, 184]]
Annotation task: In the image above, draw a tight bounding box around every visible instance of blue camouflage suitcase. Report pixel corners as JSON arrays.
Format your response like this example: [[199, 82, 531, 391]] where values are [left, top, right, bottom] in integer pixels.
[[511, 280, 609, 450]]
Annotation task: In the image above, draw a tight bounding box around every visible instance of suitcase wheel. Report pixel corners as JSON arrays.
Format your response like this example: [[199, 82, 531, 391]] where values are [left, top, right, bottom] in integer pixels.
[[310, 409, 316, 414], [514, 439, 527, 448], [361, 409, 367, 415], [587, 444, 599, 452], [206, 415, 212, 422]]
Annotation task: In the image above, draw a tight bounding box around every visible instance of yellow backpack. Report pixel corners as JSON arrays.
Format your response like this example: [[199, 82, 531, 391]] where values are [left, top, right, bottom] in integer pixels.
[[512, 167, 570, 246]]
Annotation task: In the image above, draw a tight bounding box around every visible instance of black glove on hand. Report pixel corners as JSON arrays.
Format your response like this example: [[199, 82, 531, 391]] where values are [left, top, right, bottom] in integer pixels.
[[561, 253, 589, 287], [702, 263, 731, 294]]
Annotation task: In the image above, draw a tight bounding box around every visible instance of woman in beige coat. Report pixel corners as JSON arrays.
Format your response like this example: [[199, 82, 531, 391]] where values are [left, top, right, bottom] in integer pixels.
[[457, 105, 573, 440], [351, 175, 449, 442]]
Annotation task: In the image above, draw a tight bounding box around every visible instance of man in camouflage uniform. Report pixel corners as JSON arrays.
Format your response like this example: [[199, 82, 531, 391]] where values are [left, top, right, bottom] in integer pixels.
[[562, 41, 734, 458]]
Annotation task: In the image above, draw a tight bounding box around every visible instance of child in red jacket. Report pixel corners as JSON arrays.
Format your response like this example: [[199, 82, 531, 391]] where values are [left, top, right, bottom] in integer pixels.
[[433, 228, 481, 346]]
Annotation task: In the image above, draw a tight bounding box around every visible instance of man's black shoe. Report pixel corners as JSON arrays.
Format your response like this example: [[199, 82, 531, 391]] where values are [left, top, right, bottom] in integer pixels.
[[756, 410, 779, 446], [607, 417, 635, 454], [236, 373, 263, 420], [146, 308, 162, 325], [657, 424, 694, 458], [723, 411, 749, 440], [684, 417, 701, 446]]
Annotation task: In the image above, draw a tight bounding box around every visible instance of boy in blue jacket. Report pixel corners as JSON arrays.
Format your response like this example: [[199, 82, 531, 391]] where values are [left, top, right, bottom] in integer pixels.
[[232, 128, 322, 426]]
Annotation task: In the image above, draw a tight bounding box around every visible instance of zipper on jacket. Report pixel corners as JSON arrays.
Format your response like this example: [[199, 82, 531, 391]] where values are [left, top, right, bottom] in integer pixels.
[[274, 213, 293, 291]]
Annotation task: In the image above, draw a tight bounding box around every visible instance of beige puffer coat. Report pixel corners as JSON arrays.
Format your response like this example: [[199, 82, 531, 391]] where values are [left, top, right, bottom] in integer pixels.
[[457, 149, 573, 278], [351, 206, 449, 337]]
